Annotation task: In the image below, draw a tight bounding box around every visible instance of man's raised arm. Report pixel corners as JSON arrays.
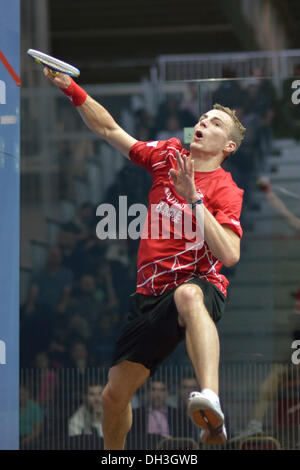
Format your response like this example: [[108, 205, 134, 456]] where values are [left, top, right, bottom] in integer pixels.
[[44, 67, 137, 159]]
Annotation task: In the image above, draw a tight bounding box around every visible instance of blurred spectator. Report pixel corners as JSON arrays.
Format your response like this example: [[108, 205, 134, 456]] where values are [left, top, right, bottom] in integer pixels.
[[155, 96, 195, 137], [134, 108, 156, 141], [24, 246, 73, 315], [21, 247, 73, 365], [90, 261, 123, 366], [167, 376, 200, 441], [66, 340, 95, 372], [68, 380, 104, 438], [32, 352, 58, 407], [57, 225, 83, 280], [257, 176, 300, 320], [73, 202, 97, 241], [105, 240, 136, 312], [212, 67, 245, 110], [156, 114, 184, 142], [129, 379, 174, 449], [48, 316, 70, 368], [68, 313, 93, 344], [66, 273, 103, 328], [257, 176, 300, 233], [20, 385, 44, 449], [95, 261, 119, 308], [91, 312, 119, 367], [242, 68, 276, 172], [180, 83, 199, 121], [62, 202, 104, 277], [77, 235, 105, 279], [229, 356, 300, 447], [223, 105, 259, 209]]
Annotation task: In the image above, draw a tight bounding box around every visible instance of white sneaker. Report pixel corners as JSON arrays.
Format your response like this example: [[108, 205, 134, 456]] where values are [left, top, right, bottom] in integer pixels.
[[188, 391, 227, 445], [229, 420, 263, 444]]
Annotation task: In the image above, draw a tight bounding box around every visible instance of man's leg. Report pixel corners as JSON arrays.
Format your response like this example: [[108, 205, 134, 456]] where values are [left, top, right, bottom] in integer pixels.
[[174, 283, 219, 394], [174, 283, 226, 444], [101, 360, 150, 450]]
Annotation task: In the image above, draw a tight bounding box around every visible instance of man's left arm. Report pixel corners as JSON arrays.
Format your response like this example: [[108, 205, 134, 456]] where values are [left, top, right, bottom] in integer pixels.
[[196, 206, 240, 267], [169, 151, 241, 267]]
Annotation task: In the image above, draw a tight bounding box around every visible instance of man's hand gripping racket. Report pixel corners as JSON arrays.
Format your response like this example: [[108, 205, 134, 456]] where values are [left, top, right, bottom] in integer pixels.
[[27, 48, 79, 88], [27, 49, 87, 106]]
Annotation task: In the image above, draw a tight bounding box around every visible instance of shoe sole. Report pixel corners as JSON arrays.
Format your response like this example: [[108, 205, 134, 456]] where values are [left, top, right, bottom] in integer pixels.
[[188, 396, 226, 444], [188, 396, 224, 431]]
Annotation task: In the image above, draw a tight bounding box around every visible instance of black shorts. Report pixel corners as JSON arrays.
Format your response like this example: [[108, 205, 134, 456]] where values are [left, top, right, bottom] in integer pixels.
[[110, 278, 226, 376]]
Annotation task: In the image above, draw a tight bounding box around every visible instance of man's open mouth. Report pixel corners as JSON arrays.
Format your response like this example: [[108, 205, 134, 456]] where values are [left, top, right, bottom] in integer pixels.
[[195, 130, 203, 139]]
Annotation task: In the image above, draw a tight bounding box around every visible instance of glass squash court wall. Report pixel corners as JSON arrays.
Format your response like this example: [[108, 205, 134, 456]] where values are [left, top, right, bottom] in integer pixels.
[[20, 75, 300, 449]]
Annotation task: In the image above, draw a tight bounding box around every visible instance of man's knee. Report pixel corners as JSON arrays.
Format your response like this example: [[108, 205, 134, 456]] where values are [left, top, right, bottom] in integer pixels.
[[174, 284, 205, 326], [175, 284, 204, 309], [102, 361, 150, 414], [102, 384, 130, 414]]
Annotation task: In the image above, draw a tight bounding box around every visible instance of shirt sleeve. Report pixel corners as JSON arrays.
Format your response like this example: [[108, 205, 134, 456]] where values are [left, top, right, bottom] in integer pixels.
[[129, 138, 182, 173], [68, 410, 82, 436], [213, 183, 244, 238]]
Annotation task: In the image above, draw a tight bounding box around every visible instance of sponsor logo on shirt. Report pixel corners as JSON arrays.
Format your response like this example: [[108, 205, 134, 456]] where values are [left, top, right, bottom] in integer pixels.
[[146, 141, 158, 148], [155, 200, 182, 223]]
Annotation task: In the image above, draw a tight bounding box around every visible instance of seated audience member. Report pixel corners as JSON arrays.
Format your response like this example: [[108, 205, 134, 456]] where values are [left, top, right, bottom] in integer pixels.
[[48, 315, 71, 368], [66, 340, 95, 372], [90, 312, 122, 367], [73, 202, 97, 241], [21, 247, 73, 364], [168, 376, 201, 442], [57, 224, 83, 280], [20, 385, 44, 449], [24, 246, 73, 316], [66, 273, 103, 328], [104, 240, 136, 313], [68, 380, 104, 439], [32, 351, 58, 408], [64, 341, 97, 418], [95, 261, 120, 314], [128, 379, 175, 450]]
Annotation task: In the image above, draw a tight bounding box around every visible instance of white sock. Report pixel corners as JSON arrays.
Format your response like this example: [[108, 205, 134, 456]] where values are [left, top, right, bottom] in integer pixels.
[[201, 388, 220, 403]]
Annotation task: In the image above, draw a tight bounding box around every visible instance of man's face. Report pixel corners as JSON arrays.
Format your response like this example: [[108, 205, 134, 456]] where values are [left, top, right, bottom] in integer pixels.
[[149, 381, 168, 409], [190, 109, 234, 158], [86, 385, 103, 413], [180, 378, 199, 405]]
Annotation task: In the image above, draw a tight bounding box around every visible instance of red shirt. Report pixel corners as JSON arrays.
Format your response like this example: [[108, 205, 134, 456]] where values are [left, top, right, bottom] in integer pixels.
[[129, 138, 244, 297]]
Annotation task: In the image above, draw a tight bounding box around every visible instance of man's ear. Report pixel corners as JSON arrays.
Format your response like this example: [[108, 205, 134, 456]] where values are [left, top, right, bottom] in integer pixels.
[[224, 140, 236, 154]]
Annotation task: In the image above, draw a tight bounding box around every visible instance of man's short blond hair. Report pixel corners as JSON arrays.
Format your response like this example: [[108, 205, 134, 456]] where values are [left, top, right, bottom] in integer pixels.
[[213, 103, 246, 155]]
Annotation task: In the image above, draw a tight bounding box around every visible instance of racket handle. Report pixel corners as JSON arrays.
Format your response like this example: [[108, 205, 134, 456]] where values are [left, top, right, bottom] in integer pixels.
[[60, 77, 87, 106]]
